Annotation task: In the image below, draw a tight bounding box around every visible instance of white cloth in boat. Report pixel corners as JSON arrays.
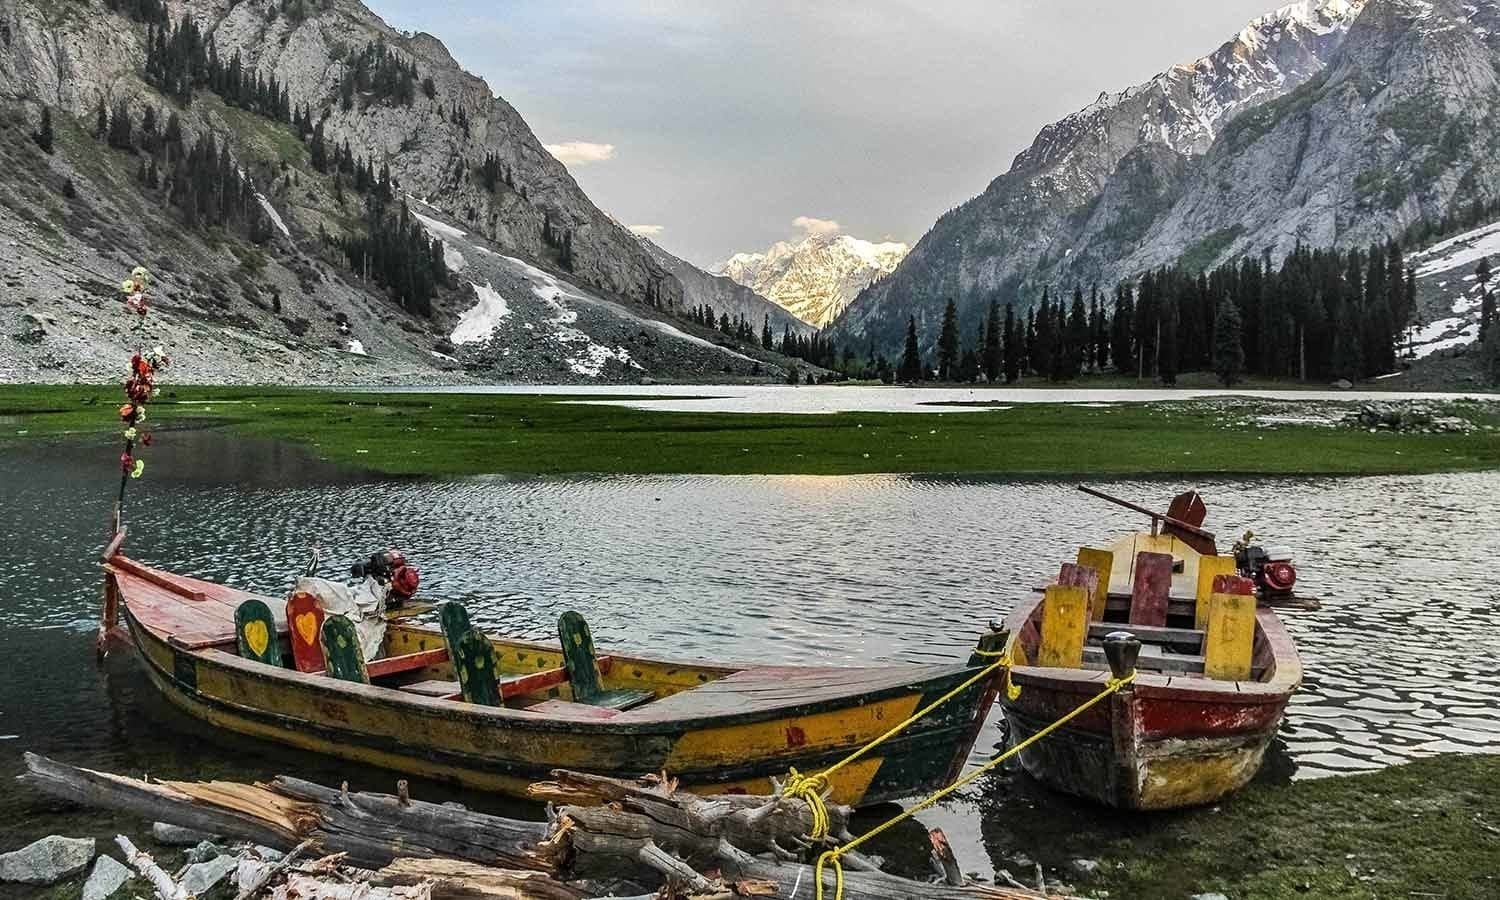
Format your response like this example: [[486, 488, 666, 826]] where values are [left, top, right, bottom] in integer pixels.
[[293, 575, 387, 661]]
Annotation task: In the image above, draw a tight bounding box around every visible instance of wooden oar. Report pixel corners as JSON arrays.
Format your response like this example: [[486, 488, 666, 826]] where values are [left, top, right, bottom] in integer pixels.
[[1076, 485, 1216, 541]]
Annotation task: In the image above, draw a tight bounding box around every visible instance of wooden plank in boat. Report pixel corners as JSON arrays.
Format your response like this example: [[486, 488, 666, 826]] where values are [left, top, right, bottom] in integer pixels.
[[1082, 644, 1204, 675], [634, 665, 963, 719], [1086, 622, 1203, 646], [367, 648, 450, 679], [397, 679, 461, 699], [525, 699, 622, 720]]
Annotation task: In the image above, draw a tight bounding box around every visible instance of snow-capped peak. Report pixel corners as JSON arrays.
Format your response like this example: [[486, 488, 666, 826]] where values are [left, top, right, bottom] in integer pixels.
[[717, 231, 910, 328]]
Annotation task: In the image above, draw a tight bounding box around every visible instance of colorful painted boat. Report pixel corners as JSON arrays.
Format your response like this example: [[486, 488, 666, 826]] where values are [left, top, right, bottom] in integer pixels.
[[102, 553, 1004, 807], [998, 490, 1303, 810]]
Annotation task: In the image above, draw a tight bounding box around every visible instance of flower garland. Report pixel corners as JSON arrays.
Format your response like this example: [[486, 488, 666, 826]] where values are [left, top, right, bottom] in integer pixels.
[[116, 268, 169, 494]]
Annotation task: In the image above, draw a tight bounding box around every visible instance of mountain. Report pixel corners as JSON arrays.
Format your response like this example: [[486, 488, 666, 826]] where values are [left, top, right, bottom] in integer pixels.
[[634, 235, 813, 337], [0, 0, 785, 383], [720, 232, 909, 328], [833, 0, 1500, 355]]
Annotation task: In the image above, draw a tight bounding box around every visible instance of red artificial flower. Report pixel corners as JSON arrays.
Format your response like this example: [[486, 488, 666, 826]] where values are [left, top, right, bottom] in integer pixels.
[[120, 453, 134, 473], [141, 432, 152, 447], [118, 404, 135, 421]]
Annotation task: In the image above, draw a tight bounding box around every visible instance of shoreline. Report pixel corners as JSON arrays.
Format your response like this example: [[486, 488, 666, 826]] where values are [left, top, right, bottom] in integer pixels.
[[3, 384, 1498, 478]]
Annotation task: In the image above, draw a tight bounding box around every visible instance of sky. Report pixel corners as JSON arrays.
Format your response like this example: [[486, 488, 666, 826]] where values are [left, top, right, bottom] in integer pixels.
[[367, 0, 1285, 269]]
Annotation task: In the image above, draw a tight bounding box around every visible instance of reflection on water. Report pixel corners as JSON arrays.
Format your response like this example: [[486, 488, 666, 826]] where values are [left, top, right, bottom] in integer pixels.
[[2, 429, 1498, 869]]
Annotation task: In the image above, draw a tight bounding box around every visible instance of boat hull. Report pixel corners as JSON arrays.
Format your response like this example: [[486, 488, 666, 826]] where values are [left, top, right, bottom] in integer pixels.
[[1003, 687, 1285, 810], [1000, 602, 1299, 810], [121, 589, 994, 807]]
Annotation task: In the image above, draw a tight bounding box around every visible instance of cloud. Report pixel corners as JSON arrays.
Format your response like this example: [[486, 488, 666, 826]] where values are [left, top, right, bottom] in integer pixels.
[[544, 141, 617, 166], [792, 215, 841, 237], [627, 224, 665, 236]]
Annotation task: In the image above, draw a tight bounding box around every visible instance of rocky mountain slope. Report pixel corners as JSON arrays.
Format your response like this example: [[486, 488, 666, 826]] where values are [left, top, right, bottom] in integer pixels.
[[719, 232, 908, 328], [833, 0, 1500, 357], [0, 0, 783, 383]]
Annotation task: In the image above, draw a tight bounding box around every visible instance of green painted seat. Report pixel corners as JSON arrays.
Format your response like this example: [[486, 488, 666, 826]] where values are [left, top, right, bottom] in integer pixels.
[[439, 602, 472, 656], [451, 627, 503, 707], [319, 615, 369, 684], [234, 599, 283, 668], [557, 611, 653, 711]]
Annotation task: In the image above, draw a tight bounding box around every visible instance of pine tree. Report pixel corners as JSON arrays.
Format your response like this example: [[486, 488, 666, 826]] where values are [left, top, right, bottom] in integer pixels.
[[983, 298, 1001, 382], [1066, 286, 1089, 379], [32, 107, 54, 154], [899, 316, 922, 383], [762, 315, 773, 351], [1111, 285, 1134, 373], [310, 119, 328, 172], [94, 98, 108, 139], [1002, 303, 1019, 383], [1213, 296, 1244, 386], [107, 100, 133, 150], [936, 299, 959, 380], [1158, 295, 1180, 385]]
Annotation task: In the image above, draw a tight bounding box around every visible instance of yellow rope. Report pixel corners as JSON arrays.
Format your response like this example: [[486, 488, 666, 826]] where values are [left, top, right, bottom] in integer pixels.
[[781, 646, 1012, 842], [805, 669, 1137, 900]]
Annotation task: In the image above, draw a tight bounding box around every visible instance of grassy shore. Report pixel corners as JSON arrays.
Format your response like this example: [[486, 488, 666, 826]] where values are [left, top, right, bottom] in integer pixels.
[[1011, 754, 1500, 899], [2, 384, 1498, 476]]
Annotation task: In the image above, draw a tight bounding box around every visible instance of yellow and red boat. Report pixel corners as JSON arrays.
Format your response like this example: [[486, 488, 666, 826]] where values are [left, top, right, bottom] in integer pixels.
[[101, 552, 1006, 807], [999, 488, 1304, 810]]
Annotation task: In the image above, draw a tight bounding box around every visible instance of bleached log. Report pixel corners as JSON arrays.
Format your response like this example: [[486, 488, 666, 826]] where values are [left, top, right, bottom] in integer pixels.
[[116, 834, 189, 900]]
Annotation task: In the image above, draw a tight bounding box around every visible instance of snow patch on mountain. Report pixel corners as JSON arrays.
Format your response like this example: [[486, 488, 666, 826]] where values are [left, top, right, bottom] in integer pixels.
[[1410, 220, 1500, 277], [412, 210, 468, 271], [719, 232, 909, 328], [451, 282, 512, 345], [255, 194, 290, 238]]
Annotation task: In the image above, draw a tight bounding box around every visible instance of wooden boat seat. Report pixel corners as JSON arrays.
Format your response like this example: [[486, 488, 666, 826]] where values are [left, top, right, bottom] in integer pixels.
[[524, 699, 622, 720], [320, 616, 369, 684], [397, 679, 461, 699], [1087, 622, 1204, 648], [235, 599, 284, 668], [392, 660, 621, 704], [1082, 643, 1205, 675], [558, 611, 653, 711]]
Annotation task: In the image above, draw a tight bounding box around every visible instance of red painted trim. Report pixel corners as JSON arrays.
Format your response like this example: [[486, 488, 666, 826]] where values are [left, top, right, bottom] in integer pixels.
[[367, 648, 450, 679], [496, 655, 616, 699]]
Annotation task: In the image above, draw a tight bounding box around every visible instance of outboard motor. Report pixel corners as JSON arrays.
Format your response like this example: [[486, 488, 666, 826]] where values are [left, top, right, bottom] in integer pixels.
[[350, 549, 421, 608], [1233, 533, 1297, 603]]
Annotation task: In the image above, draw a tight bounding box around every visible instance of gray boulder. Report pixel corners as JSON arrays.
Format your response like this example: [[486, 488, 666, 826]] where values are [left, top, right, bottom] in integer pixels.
[[181, 854, 240, 896], [1067, 858, 1101, 878], [0, 835, 95, 885], [81, 855, 132, 900]]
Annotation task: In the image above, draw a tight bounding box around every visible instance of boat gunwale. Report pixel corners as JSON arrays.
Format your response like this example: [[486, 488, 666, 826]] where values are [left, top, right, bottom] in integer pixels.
[[1001, 594, 1302, 704]]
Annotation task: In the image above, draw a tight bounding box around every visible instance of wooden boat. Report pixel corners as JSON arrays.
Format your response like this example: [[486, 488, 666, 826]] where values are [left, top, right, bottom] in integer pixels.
[[998, 488, 1304, 810], [101, 552, 1005, 808]]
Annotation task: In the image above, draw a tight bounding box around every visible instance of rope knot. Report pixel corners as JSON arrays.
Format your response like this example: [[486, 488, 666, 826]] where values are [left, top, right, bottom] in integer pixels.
[[781, 768, 832, 843]]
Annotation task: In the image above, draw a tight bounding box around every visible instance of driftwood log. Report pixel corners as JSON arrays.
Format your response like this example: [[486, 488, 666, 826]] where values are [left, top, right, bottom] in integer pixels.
[[19, 754, 1047, 900]]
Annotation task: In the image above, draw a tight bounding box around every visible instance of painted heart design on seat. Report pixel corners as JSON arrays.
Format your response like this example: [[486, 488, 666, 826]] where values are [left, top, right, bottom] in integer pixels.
[[294, 612, 319, 646], [244, 619, 270, 657]]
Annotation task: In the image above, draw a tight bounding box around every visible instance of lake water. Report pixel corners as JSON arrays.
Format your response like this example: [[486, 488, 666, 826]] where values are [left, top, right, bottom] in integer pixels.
[[379, 382, 1499, 414], [3, 428, 1498, 881]]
